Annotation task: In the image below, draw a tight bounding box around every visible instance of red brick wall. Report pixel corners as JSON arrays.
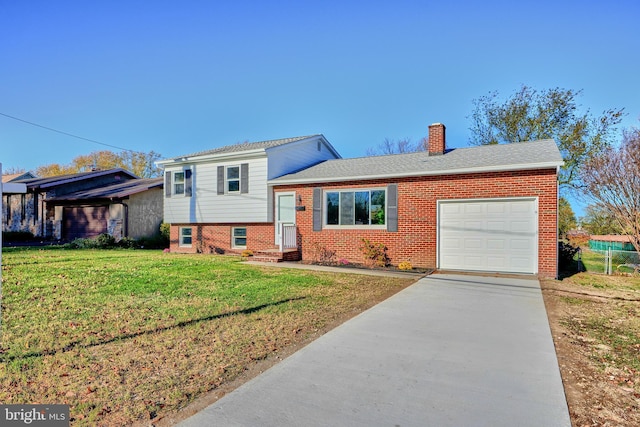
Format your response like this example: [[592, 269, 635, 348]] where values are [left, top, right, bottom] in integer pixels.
[[278, 168, 559, 277], [170, 168, 558, 277], [170, 223, 276, 255]]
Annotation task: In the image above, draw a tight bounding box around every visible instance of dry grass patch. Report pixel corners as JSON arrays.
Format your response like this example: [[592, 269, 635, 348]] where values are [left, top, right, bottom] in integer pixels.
[[0, 248, 415, 426], [542, 272, 640, 426]]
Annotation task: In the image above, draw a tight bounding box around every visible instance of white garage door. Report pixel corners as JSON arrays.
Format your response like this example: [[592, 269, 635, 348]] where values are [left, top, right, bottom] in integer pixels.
[[438, 199, 538, 274]]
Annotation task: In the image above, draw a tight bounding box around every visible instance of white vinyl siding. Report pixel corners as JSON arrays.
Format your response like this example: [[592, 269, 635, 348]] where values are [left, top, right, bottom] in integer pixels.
[[162, 135, 340, 225], [267, 137, 339, 180], [163, 158, 269, 224], [438, 198, 538, 274]]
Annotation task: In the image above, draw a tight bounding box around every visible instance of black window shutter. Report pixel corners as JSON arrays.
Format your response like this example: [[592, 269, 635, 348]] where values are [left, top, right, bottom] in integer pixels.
[[185, 169, 193, 197], [313, 187, 323, 231], [165, 171, 172, 197], [387, 184, 398, 232], [217, 166, 225, 195], [241, 163, 249, 194]]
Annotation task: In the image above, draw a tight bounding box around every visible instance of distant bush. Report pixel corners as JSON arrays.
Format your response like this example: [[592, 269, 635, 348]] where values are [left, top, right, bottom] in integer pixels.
[[136, 233, 169, 249], [3, 231, 36, 242], [64, 224, 170, 250], [66, 234, 116, 249], [159, 223, 170, 241], [559, 242, 580, 270]]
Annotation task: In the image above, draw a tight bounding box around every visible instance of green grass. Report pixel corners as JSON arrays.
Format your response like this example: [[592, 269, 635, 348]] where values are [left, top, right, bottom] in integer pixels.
[[0, 248, 414, 425], [577, 249, 607, 274], [577, 248, 640, 276]]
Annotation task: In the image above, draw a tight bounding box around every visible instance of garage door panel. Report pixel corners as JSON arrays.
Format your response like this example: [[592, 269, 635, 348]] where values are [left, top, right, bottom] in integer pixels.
[[487, 221, 506, 231], [464, 238, 484, 250], [511, 220, 533, 233], [510, 202, 533, 213], [487, 203, 506, 214], [441, 204, 462, 214], [487, 257, 508, 269], [462, 255, 484, 269], [439, 199, 537, 274], [511, 239, 532, 250], [465, 204, 483, 214], [487, 239, 505, 250], [442, 239, 462, 250]]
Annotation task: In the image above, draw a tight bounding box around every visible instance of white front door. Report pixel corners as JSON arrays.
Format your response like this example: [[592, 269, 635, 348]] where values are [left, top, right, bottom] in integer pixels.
[[275, 193, 296, 245]]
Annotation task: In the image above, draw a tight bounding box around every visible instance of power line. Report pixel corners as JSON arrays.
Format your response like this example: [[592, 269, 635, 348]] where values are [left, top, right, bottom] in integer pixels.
[[0, 111, 141, 153]]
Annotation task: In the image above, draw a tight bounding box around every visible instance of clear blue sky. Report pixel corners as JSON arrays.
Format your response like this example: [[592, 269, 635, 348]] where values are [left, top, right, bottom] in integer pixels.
[[2, 0, 639, 215]]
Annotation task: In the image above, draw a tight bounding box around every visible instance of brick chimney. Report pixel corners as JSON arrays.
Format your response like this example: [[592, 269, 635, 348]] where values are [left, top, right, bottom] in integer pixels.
[[428, 123, 446, 155]]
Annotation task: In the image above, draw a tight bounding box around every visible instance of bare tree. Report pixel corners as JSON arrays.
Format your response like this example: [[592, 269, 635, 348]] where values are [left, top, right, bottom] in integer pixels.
[[366, 138, 425, 156], [581, 126, 640, 252]]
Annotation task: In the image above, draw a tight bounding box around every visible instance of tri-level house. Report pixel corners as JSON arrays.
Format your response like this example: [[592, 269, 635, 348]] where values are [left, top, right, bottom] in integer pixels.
[[159, 124, 564, 278], [157, 135, 341, 260]]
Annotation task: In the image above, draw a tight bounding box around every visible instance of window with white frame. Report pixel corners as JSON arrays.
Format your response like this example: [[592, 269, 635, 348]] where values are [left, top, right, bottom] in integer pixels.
[[232, 227, 247, 249], [174, 171, 185, 195], [325, 189, 386, 227], [227, 166, 240, 193], [179, 227, 192, 246]]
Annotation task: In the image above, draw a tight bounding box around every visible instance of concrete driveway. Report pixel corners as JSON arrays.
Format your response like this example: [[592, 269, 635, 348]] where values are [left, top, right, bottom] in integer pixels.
[[177, 273, 571, 427]]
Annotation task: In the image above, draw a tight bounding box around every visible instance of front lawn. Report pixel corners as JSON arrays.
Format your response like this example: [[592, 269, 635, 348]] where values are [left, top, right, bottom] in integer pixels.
[[0, 248, 414, 426]]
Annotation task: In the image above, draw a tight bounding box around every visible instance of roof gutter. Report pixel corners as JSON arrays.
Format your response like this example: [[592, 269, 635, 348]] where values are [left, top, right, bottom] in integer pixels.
[[156, 149, 266, 167]]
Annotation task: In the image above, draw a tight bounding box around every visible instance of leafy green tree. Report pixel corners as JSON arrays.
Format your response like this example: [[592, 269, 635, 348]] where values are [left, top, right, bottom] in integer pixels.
[[558, 197, 576, 238], [36, 150, 162, 178], [469, 85, 624, 189], [580, 204, 624, 236]]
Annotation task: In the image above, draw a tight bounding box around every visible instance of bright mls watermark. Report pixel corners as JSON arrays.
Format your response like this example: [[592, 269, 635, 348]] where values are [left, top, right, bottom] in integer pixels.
[[0, 405, 69, 426]]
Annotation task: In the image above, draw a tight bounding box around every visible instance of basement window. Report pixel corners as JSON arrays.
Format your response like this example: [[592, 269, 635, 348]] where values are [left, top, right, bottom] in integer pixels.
[[232, 227, 247, 249], [179, 227, 192, 247]]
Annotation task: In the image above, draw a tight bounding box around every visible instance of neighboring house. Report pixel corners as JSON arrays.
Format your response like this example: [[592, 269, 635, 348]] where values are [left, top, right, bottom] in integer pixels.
[[589, 235, 637, 252], [159, 124, 564, 278], [45, 178, 164, 240], [2, 171, 37, 183], [2, 169, 163, 241]]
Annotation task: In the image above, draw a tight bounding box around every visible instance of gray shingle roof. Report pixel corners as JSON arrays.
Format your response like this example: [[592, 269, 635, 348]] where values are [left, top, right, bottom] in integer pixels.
[[270, 139, 563, 184], [17, 169, 139, 189], [162, 135, 323, 161], [45, 178, 163, 202]]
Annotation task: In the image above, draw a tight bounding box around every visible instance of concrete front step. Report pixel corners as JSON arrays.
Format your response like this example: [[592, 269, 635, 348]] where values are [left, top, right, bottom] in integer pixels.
[[249, 248, 300, 263]]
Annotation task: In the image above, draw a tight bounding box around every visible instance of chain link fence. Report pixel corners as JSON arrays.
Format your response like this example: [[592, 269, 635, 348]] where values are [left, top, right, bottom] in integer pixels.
[[577, 248, 640, 275]]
